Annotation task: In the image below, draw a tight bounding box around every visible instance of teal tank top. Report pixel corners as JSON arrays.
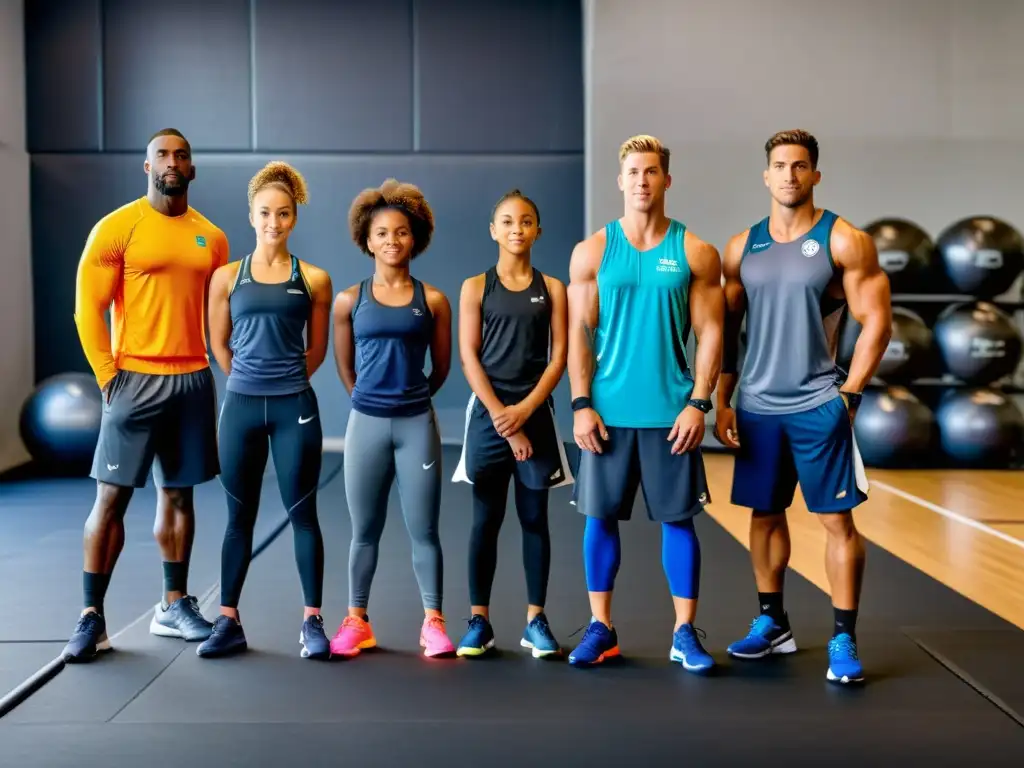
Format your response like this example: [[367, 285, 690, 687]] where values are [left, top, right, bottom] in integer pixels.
[[591, 218, 694, 428]]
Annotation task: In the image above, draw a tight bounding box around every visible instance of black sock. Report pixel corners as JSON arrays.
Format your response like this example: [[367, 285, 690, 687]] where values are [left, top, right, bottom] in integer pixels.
[[83, 571, 111, 615], [833, 608, 858, 639], [163, 561, 189, 598], [758, 591, 786, 624]]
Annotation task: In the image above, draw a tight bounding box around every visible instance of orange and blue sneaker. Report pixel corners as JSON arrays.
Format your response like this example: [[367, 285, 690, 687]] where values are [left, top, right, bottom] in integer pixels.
[[567, 619, 619, 667], [329, 614, 376, 658], [420, 616, 456, 658], [520, 613, 561, 659], [457, 615, 496, 657]]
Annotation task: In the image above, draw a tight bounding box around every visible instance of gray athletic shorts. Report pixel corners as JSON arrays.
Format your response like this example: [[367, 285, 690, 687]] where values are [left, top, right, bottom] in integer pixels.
[[91, 368, 220, 489], [573, 426, 710, 522]]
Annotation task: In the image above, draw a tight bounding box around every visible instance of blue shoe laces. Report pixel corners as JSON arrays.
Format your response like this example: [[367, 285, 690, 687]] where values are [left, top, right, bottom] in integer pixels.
[[828, 633, 859, 661]]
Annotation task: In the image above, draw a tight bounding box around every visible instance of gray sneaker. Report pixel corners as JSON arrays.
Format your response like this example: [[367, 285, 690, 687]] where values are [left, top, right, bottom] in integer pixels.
[[149, 595, 213, 641]]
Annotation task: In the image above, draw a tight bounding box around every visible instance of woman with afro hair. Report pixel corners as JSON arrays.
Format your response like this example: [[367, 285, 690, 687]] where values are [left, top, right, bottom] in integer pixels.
[[198, 161, 335, 661], [330, 179, 456, 658]]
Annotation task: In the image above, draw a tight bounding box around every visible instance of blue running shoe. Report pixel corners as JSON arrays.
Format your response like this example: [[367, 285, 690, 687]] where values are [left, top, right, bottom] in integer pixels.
[[456, 615, 496, 657], [196, 615, 247, 658], [826, 632, 864, 685], [727, 614, 798, 659], [567, 620, 619, 667], [63, 611, 110, 663], [300, 615, 331, 660], [150, 595, 214, 641], [520, 613, 561, 658], [669, 624, 715, 674]]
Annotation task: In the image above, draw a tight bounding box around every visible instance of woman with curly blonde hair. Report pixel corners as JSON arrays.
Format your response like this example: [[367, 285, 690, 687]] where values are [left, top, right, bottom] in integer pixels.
[[329, 179, 456, 658], [198, 161, 335, 661]]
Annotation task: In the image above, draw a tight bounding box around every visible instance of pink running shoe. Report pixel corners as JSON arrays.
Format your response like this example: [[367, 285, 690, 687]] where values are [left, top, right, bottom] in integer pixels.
[[330, 615, 376, 657], [420, 616, 456, 658]]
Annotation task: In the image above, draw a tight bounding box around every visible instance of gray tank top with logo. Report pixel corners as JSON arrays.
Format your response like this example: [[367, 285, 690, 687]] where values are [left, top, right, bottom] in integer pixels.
[[738, 210, 846, 415]]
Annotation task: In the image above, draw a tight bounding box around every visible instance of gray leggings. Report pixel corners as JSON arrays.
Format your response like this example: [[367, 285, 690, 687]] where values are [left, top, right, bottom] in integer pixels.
[[344, 407, 444, 612]]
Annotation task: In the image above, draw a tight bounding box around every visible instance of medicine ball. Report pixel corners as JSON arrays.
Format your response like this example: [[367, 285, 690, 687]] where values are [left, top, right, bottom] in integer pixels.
[[933, 301, 1023, 385], [935, 387, 1024, 467], [19, 372, 102, 474], [837, 306, 935, 384], [863, 218, 938, 294], [852, 386, 939, 468], [936, 216, 1024, 298]]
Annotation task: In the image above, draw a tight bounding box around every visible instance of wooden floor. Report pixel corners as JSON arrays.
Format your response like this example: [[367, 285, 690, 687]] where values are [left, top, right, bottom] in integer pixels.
[[702, 453, 1024, 631]]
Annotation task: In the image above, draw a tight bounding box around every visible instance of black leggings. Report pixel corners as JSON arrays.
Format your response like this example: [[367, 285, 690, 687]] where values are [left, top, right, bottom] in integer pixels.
[[218, 388, 324, 608], [469, 468, 550, 608]]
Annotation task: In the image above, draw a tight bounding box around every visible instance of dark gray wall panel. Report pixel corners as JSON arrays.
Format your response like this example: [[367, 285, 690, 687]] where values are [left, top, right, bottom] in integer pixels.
[[101, 0, 252, 151], [32, 153, 583, 439], [252, 0, 414, 152], [415, 0, 583, 153], [24, 0, 103, 152]]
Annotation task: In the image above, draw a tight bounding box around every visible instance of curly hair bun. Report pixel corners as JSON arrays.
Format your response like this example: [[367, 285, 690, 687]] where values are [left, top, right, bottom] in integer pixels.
[[248, 161, 309, 206]]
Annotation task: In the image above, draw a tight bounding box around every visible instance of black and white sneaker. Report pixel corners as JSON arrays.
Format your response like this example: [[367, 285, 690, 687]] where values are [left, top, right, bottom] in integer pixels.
[[197, 615, 247, 658], [150, 595, 213, 641], [300, 615, 331, 660], [63, 611, 111, 662]]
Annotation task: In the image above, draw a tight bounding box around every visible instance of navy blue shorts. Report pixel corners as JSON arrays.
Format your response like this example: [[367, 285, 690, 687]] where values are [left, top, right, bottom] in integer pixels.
[[452, 394, 574, 491], [573, 427, 710, 522], [731, 395, 869, 514]]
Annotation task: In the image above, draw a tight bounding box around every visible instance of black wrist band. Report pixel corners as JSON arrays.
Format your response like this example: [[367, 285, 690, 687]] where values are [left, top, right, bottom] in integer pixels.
[[571, 397, 592, 412], [687, 398, 713, 414], [842, 391, 862, 409]]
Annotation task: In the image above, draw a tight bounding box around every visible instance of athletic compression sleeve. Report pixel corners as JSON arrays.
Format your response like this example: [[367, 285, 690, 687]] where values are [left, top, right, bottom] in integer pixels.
[[74, 218, 127, 390]]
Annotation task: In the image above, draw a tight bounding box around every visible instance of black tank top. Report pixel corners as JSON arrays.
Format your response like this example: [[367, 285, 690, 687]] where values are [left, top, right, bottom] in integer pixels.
[[479, 266, 551, 401]]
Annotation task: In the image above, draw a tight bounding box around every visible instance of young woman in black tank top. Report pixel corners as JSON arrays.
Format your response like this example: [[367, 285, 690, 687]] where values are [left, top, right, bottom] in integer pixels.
[[200, 162, 335, 660], [452, 190, 574, 659]]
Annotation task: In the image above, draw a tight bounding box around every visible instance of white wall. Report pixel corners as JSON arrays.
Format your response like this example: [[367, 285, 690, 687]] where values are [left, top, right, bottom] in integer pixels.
[[585, 0, 1024, 244], [0, 0, 33, 471]]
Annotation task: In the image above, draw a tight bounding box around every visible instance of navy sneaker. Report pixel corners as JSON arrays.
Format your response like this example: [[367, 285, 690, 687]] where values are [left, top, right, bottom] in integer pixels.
[[63, 611, 111, 663], [567, 619, 619, 667], [456, 614, 496, 657], [669, 624, 715, 674], [727, 613, 798, 659], [196, 615, 247, 658], [521, 613, 561, 659], [826, 632, 864, 685], [150, 595, 214, 641], [300, 615, 331, 660]]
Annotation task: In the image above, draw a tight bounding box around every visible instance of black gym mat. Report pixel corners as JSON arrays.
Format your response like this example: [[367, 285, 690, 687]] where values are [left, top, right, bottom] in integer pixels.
[[902, 628, 1024, 724], [0, 453, 343, 709], [3, 447, 1023, 763]]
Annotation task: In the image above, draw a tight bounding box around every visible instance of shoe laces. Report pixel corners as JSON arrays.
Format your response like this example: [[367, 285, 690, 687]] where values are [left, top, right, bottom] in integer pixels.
[[465, 614, 489, 630], [829, 633, 858, 660], [675, 624, 708, 652], [425, 616, 447, 632], [76, 612, 101, 634], [340, 615, 366, 631], [305, 614, 325, 633], [749, 614, 775, 636]]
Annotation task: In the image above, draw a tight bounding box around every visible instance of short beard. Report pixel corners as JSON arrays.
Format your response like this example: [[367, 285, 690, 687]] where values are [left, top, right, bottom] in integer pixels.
[[154, 175, 189, 197]]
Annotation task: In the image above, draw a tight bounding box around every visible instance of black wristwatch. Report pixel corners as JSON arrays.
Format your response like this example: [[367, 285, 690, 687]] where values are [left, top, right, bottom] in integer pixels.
[[687, 398, 713, 414], [841, 391, 862, 410], [571, 396, 593, 412]]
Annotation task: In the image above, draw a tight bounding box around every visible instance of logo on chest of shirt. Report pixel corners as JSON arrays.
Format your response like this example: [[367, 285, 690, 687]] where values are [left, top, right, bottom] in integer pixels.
[[530, 295, 545, 304], [412, 308, 423, 316], [656, 257, 682, 273], [195, 235, 207, 247], [751, 241, 771, 251], [802, 239, 820, 257]]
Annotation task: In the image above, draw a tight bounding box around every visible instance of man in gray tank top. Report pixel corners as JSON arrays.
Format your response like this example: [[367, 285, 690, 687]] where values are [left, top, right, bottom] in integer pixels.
[[714, 130, 892, 686]]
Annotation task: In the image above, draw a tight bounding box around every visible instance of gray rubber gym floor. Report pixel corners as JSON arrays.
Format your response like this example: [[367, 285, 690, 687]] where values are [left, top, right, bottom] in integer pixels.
[[1, 446, 1022, 765]]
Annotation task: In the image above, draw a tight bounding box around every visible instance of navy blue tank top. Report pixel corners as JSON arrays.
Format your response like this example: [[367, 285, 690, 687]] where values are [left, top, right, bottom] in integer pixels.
[[478, 266, 551, 401], [227, 254, 312, 396], [350, 276, 434, 418]]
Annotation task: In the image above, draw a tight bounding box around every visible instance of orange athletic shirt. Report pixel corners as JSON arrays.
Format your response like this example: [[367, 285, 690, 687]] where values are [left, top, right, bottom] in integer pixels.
[[74, 197, 230, 389]]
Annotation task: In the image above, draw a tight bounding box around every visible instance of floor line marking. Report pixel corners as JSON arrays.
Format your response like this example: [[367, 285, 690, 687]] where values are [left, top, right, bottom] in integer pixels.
[[869, 478, 1024, 552]]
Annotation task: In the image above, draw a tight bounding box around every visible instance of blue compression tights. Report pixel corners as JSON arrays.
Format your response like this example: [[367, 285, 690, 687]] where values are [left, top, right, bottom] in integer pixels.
[[583, 516, 701, 599]]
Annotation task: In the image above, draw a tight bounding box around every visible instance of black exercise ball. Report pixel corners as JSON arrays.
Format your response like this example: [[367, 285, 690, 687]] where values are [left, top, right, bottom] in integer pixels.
[[837, 306, 936, 384], [852, 386, 939, 468], [19, 372, 102, 473], [863, 218, 938, 294], [936, 216, 1024, 298], [933, 301, 1023, 385], [935, 387, 1024, 467]]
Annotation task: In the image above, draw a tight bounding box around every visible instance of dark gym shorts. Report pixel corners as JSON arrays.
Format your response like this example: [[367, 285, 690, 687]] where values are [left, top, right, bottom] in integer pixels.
[[452, 393, 574, 490], [573, 426, 710, 522], [91, 367, 220, 489]]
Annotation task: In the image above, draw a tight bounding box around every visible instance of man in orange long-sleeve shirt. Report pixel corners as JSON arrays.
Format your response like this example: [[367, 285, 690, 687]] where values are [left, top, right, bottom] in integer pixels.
[[63, 129, 229, 662]]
